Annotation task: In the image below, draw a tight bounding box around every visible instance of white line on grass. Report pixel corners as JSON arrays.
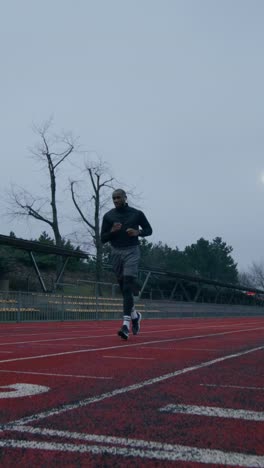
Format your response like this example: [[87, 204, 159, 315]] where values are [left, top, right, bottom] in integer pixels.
[[6, 344, 264, 427]]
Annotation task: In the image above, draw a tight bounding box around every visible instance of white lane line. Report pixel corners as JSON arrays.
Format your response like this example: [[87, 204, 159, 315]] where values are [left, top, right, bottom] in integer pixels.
[[1, 321, 263, 346], [159, 404, 264, 421], [8, 344, 264, 427], [103, 356, 154, 360], [31, 344, 94, 347], [0, 320, 262, 339], [201, 384, 264, 391], [0, 332, 83, 338], [144, 321, 264, 329], [0, 336, 113, 346], [140, 347, 220, 351], [0, 326, 263, 365], [0, 370, 112, 380], [0, 434, 263, 467], [138, 324, 264, 335]]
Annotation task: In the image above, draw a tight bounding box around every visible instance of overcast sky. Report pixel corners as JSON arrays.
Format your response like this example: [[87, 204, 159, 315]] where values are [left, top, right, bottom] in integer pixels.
[[1, 0, 264, 272]]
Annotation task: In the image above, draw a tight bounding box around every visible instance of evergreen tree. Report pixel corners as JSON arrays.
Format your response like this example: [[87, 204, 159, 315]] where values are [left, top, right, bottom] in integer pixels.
[[184, 237, 238, 283]]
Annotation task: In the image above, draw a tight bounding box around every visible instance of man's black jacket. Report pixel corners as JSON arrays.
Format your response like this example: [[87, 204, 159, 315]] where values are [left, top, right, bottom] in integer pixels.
[[100, 204, 152, 248]]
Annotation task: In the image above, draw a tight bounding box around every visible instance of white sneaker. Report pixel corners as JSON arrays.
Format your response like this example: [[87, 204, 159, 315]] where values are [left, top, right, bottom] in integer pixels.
[[132, 312, 142, 335]]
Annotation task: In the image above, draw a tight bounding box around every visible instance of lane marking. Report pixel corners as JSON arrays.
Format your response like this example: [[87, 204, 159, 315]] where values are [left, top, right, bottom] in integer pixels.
[[0, 370, 112, 380], [138, 322, 264, 335], [0, 383, 49, 399], [0, 326, 263, 365], [0, 434, 263, 466], [201, 384, 264, 391], [103, 355, 154, 360], [7, 344, 264, 426], [140, 346, 220, 351], [0, 319, 262, 337], [159, 404, 264, 421], [30, 344, 95, 348], [0, 329, 203, 345], [1, 321, 263, 346], [0, 336, 113, 346]]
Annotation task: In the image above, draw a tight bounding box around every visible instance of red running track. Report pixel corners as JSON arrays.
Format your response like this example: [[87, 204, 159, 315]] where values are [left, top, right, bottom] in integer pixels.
[[0, 316, 264, 467]]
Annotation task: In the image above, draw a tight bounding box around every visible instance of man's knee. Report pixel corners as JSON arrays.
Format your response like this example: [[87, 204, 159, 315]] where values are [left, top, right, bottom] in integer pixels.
[[123, 275, 135, 294]]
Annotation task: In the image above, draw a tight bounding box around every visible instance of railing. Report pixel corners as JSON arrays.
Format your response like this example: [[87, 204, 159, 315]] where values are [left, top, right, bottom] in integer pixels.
[[0, 289, 264, 322], [56, 279, 120, 298], [0, 289, 145, 322]]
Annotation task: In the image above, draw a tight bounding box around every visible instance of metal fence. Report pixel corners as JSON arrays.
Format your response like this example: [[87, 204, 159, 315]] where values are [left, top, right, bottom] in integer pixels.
[[56, 279, 120, 298], [1, 280, 264, 323], [0, 289, 126, 322]]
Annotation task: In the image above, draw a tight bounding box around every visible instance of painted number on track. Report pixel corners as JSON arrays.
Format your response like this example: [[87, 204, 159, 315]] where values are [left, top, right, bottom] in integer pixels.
[[0, 383, 50, 398]]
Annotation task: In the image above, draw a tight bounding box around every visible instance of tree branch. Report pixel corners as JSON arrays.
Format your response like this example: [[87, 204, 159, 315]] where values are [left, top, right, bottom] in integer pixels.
[[53, 145, 74, 169], [70, 181, 95, 230]]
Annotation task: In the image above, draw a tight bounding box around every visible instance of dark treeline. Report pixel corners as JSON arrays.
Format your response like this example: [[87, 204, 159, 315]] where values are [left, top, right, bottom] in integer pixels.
[[101, 235, 238, 284], [0, 231, 238, 285]]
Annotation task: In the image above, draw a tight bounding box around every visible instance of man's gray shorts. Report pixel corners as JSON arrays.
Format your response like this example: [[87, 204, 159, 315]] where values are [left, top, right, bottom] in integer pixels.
[[111, 245, 140, 278]]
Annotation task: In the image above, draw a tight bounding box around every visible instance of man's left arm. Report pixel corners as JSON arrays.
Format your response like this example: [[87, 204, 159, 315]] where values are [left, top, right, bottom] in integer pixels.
[[138, 211, 152, 237]]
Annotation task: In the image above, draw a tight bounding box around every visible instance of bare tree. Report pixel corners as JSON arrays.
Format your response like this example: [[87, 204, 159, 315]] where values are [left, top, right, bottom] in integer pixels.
[[248, 262, 264, 289], [8, 120, 76, 248], [238, 271, 255, 288], [238, 261, 264, 291], [7, 120, 78, 285], [70, 158, 114, 283]]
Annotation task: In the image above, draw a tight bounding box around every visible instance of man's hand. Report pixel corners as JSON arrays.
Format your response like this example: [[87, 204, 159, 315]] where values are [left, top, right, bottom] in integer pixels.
[[126, 228, 139, 237], [111, 222, 122, 233]]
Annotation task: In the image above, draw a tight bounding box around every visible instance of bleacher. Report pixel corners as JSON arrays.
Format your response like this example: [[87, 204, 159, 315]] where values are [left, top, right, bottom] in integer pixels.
[[0, 297, 40, 321], [0, 293, 146, 322], [1, 290, 264, 323]]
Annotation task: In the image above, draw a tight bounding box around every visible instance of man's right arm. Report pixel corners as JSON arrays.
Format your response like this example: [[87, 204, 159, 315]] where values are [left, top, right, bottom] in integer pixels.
[[100, 215, 113, 244], [101, 215, 122, 244]]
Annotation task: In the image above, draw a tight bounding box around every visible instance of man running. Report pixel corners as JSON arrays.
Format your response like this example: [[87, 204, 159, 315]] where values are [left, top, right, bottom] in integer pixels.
[[101, 189, 152, 339]]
